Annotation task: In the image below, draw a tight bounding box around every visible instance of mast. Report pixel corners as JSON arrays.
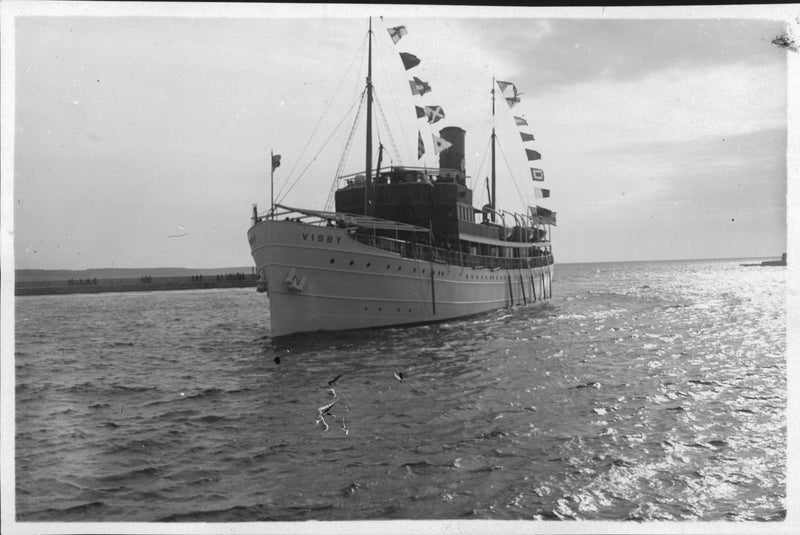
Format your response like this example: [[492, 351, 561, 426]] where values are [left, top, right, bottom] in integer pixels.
[[490, 78, 497, 223], [270, 149, 274, 220], [364, 17, 374, 217]]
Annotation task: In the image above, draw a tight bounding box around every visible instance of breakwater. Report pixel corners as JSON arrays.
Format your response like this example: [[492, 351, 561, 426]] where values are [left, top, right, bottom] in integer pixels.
[[15, 272, 257, 296]]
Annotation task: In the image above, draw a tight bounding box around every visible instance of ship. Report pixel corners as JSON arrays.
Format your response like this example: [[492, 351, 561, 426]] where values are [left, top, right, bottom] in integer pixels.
[[247, 19, 556, 337]]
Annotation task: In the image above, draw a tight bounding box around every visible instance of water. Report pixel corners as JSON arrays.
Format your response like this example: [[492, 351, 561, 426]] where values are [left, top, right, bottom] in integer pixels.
[[14, 259, 786, 522]]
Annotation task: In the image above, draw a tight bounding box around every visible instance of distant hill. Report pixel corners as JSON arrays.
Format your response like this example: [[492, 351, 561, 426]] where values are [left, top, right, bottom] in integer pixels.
[[16, 267, 254, 282]]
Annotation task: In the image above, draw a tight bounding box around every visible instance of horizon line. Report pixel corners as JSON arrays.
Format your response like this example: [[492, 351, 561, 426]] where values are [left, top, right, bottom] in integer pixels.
[[13, 254, 787, 272]]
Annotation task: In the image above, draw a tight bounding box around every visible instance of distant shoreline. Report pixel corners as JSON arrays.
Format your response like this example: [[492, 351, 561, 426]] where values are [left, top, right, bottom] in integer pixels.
[[15, 271, 257, 296]]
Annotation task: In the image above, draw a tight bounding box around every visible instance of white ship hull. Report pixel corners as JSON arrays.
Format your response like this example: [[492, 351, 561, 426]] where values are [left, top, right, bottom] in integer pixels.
[[248, 218, 553, 337]]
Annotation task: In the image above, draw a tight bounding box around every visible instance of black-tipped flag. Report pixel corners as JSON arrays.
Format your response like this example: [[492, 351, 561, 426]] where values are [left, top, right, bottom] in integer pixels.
[[534, 187, 550, 198], [497, 80, 515, 93], [400, 52, 420, 70], [520, 132, 535, 142], [514, 116, 528, 126], [271, 154, 281, 171]]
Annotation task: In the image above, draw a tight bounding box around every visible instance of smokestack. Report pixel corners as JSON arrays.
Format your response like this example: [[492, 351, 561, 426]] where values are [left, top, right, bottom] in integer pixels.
[[438, 126, 466, 184]]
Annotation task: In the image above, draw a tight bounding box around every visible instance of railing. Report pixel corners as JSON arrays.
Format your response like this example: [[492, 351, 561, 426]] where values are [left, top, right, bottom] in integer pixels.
[[351, 232, 553, 270]]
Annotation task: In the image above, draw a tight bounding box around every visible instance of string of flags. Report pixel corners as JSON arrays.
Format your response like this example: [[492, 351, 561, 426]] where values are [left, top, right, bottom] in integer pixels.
[[497, 79, 552, 219], [386, 23, 449, 160], [384, 24, 551, 218]]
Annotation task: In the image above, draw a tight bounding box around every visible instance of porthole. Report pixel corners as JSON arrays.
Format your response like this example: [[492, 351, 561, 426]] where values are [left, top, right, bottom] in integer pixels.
[[349, 260, 354, 266], [329, 258, 335, 264], [386, 264, 391, 270], [366, 262, 371, 267]]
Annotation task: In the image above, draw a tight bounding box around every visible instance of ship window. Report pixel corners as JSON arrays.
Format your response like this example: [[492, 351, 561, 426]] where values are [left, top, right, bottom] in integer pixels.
[[366, 262, 371, 267], [330, 258, 335, 264], [378, 307, 382, 311], [398, 266, 402, 271], [349, 260, 354, 266], [386, 264, 391, 270]]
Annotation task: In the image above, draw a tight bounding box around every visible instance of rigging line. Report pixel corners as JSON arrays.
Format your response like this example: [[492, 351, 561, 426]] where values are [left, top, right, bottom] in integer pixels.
[[472, 143, 491, 209], [495, 137, 531, 213], [274, 31, 368, 201], [373, 31, 413, 164], [278, 90, 366, 205], [324, 90, 367, 212], [470, 136, 492, 192], [373, 92, 402, 165]]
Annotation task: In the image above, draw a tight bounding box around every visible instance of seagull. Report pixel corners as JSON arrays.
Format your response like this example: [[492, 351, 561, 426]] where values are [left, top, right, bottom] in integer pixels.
[[327, 373, 345, 387]]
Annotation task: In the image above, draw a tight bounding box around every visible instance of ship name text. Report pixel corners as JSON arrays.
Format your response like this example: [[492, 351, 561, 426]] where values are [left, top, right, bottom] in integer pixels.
[[302, 232, 342, 245]]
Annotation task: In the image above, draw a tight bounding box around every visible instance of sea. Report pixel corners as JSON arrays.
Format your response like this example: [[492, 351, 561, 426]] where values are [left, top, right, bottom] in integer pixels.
[[13, 259, 787, 526]]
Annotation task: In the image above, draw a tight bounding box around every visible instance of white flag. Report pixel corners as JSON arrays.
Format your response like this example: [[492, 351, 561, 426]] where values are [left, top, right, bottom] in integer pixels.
[[432, 134, 452, 154]]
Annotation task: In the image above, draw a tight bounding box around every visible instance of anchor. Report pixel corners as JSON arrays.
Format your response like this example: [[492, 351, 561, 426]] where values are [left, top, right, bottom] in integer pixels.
[[284, 267, 306, 292]]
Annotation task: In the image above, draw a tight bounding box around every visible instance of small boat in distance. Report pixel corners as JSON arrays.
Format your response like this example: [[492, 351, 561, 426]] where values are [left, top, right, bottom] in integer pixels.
[[247, 18, 557, 337]]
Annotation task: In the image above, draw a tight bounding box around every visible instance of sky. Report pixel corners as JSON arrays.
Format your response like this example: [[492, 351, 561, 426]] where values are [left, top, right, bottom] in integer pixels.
[[2, 3, 796, 269]]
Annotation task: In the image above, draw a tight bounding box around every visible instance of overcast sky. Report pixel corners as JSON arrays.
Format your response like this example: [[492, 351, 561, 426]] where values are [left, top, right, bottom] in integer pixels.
[[3, 3, 795, 269]]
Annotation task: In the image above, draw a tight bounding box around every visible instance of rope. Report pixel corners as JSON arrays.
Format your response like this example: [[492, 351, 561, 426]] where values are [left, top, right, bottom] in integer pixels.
[[278, 92, 365, 204], [373, 91, 402, 165], [374, 23, 413, 163], [495, 137, 530, 213], [324, 90, 367, 212], [274, 31, 368, 202]]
